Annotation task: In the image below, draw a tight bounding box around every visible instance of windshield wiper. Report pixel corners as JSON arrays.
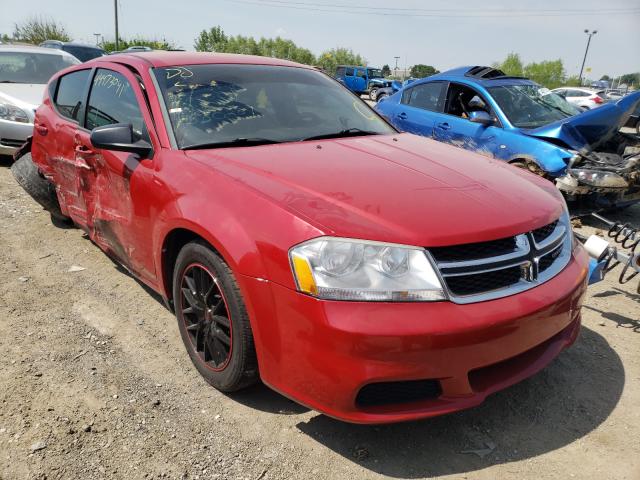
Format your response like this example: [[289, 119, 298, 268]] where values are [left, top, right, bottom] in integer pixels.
[[301, 128, 380, 142], [182, 137, 282, 150]]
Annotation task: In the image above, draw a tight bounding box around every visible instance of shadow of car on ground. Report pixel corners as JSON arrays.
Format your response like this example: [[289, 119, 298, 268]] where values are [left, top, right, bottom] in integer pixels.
[[231, 326, 623, 478]]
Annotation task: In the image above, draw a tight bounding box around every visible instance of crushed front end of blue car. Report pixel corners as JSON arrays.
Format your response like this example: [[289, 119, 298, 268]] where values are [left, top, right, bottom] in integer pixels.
[[375, 66, 640, 210]]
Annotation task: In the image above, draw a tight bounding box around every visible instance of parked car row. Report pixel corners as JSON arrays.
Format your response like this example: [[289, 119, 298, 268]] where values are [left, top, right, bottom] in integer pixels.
[[0, 45, 80, 155], [375, 66, 640, 211], [10, 51, 594, 424]]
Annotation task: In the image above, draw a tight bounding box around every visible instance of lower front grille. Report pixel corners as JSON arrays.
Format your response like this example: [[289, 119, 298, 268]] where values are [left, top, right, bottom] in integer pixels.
[[356, 379, 442, 407]]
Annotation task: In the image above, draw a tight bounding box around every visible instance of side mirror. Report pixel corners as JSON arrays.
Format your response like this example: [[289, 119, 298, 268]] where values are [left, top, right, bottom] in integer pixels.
[[468, 110, 494, 126], [90, 123, 152, 158]]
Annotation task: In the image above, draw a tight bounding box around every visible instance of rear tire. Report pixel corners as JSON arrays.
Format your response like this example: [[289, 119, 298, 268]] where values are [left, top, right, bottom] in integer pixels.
[[10, 153, 68, 222], [173, 241, 258, 392]]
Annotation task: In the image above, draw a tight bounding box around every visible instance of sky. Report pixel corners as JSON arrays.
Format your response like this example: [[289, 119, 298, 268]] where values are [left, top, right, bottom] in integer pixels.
[[2, 0, 639, 80]]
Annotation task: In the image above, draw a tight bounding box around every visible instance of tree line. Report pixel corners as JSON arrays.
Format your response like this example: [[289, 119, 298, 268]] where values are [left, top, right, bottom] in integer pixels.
[[5, 17, 638, 87]]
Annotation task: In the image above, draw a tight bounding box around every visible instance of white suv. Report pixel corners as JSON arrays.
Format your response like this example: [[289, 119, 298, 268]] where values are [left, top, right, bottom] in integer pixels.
[[552, 87, 607, 110]]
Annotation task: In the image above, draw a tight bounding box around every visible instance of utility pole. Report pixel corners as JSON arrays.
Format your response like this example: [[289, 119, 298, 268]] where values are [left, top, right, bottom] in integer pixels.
[[93, 33, 101, 46], [393, 56, 400, 77], [579, 29, 597, 86], [114, 0, 120, 51]]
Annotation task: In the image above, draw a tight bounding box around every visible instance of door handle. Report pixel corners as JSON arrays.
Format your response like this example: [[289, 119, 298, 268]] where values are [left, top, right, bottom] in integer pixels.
[[436, 122, 451, 130], [397, 112, 408, 120], [75, 145, 95, 156], [35, 124, 48, 136]]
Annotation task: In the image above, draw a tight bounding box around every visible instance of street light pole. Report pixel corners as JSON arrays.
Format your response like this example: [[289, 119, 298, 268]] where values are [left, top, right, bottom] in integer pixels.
[[114, 0, 120, 51], [93, 33, 101, 46], [579, 29, 597, 86], [393, 56, 400, 77]]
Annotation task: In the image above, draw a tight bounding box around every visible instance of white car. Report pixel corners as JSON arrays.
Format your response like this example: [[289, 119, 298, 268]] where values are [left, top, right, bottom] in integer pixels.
[[0, 45, 79, 156], [551, 87, 607, 110]]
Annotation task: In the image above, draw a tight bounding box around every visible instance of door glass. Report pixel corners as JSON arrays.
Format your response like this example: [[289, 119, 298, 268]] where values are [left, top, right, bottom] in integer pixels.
[[345, 68, 354, 76], [54, 69, 90, 122], [445, 82, 493, 119], [85, 68, 149, 141], [405, 83, 444, 111]]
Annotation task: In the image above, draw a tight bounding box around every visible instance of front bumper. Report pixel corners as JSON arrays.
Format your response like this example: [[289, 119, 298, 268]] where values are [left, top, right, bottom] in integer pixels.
[[0, 119, 33, 156], [243, 245, 589, 424]]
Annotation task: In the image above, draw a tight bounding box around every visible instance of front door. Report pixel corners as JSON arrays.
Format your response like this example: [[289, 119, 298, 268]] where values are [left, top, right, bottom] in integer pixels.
[[74, 66, 159, 282], [433, 82, 500, 156]]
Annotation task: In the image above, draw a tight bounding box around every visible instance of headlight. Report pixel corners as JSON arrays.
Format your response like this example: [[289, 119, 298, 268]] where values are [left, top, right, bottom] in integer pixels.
[[0, 101, 30, 123], [289, 237, 446, 301], [559, 203, 574, 249], [570, 169, 628, 189]]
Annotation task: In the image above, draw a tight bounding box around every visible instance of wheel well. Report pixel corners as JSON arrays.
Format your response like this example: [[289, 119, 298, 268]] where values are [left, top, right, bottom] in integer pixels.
[[509, 157, 548, 178], [161, 228, 216, 309]]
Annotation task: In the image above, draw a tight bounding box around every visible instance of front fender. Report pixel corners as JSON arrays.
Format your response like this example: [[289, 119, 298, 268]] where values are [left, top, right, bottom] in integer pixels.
[[502, 133, 571, 176]]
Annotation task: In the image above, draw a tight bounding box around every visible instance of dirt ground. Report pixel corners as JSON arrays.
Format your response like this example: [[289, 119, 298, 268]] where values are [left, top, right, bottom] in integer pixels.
[[0, 157, 639, 480]]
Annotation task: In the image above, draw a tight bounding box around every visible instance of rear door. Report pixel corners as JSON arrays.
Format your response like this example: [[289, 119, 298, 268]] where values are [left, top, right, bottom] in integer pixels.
[[73, 65, 160, 281], [42, 68, 93, 221], [392, 81, 447, 136], [343, 67, 356, 91], [353, 67, 367, 93]]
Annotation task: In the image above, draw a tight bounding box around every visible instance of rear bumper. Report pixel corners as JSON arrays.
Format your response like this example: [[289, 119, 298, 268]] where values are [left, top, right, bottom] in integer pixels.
[[242, 245, 589, 424]]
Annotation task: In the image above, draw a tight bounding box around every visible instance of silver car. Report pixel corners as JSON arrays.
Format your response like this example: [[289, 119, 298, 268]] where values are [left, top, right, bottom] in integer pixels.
[[0, 45, 79, 155]]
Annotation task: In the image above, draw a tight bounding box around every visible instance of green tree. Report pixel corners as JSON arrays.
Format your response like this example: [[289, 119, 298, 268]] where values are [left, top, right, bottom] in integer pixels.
[[409, 64, 439, 78], [317, 48, 365, 75], [13, 16, 71, 44], [381, 64, 391, 77], [619, 72, 640, 87], [498, 53, 524, 77], [193, 26, 317, 65], [523, 59, 565, 88], [565, 75, 582, 87], [600, 74, 611, 82], [194, 26, 228, 52], [100, 37, 177, 53]]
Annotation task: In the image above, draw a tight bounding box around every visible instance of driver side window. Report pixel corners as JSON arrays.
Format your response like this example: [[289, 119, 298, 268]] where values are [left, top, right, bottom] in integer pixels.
[[85, 68, 149, 141], [445, 83, 494, 120]]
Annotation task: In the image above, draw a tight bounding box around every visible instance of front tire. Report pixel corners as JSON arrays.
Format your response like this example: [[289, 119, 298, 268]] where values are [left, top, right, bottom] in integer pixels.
[[369, 87, 379, 101], [173, 241, 258, 392]]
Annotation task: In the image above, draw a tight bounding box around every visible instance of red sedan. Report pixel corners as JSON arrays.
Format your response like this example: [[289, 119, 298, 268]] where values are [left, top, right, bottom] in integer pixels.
[[14, 52, 589, 423]]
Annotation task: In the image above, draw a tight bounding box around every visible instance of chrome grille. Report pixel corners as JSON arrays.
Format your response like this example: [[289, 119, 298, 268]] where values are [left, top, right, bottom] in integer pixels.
[[427, 216, 571, 304]]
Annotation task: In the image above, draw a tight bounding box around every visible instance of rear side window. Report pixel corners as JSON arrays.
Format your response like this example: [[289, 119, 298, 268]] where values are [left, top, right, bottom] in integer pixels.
[[54, 69, 90, 122], [335, 67, 346, 77], [402, 82, 445, 112], [345, 67, 354, 76], [85, 69, 148, 141]]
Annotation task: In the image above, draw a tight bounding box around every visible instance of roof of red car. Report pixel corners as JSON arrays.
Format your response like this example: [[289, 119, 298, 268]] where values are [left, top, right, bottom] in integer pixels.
[[94, 51, 313, 69]]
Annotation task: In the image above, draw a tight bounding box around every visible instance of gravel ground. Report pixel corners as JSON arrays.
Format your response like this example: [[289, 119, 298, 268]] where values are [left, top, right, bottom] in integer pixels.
[[0, 157, 639, 480]]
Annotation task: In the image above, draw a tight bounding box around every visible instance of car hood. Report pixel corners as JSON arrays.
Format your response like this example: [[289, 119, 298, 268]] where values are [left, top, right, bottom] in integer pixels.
[[522, 91, 640, 153], [185, 134, 564, 247], [0, 83, 45, 118]]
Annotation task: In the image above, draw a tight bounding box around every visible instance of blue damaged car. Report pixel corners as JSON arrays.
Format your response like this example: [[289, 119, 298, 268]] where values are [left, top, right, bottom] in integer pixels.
[[375, 66, 640, 209]]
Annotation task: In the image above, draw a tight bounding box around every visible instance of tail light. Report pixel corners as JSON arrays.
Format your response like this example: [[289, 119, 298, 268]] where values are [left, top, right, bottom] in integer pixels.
[[593, 96, 603, 104]]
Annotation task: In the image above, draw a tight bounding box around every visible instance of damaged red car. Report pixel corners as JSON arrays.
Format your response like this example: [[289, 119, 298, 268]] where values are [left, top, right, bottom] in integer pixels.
[[13, 52, 589, 423]]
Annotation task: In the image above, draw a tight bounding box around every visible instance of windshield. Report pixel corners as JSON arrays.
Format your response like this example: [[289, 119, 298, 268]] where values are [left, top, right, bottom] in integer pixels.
[[367, 68, 383, 79], [153, 64, 394, 148], [62, 45, 105, 62], [488, 84, 583, 129], [0, 51, 79, 84]]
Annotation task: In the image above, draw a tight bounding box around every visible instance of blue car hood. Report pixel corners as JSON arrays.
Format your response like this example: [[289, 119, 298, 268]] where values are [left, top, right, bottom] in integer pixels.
[[522, 91, 640, 153]]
